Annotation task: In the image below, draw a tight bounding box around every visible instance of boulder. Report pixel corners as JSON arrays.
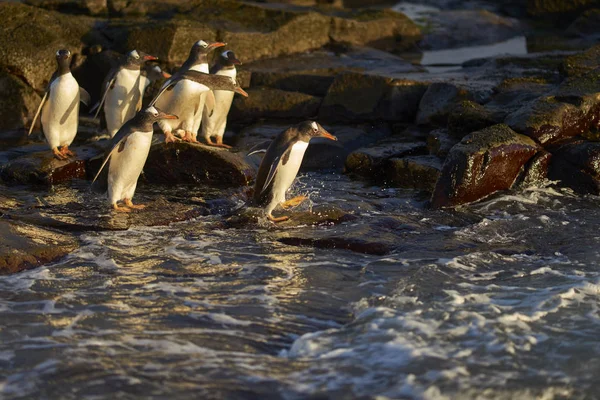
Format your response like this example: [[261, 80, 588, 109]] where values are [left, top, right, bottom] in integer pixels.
[[345, 137, 428, 178], [229, 88, 321, 122], [548, 140, 600, 194], [143, 141, 255, 186], [505, 70, 600, 145], [526, 0, 600, 22], [0, 68, 42, 131], [485, 78, 553, 121], [427, 129, 458, 158], [319, 72, 428, 123], [23, 0, 108, 15], [416, 82, 473, 126], [431, 124, 541, 208], [561, 44, 600, 77], [566, 9, 600, 38], [447, 100, 499, 139], [384, 155, 442, 192], [250, 72, 334, 97], [0, 220, 78, 275], [514, 150, 552, 189]]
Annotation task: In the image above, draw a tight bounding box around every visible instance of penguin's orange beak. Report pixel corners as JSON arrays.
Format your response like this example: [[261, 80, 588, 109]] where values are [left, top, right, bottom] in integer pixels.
[[160, 113, 178, 120], [319, 128, 337, 141], [143, 55, 158, 61], [162, 71, 172, 79], [208, 42, 226, 49], [235, 87, 248, 97]]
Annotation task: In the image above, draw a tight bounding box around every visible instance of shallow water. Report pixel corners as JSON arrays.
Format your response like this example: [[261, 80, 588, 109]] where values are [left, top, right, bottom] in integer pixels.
[[1, 173, 599, 399]]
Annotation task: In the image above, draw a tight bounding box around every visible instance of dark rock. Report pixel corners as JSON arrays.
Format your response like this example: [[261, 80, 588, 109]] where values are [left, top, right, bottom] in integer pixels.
[[0, 220, 78, 275], [526, 0, 600, 22], [514, 150, 552, 189], [561, 44, 600, 77], [427, 128, 458, 158], [0, 2, 98, 92], [566, 9, 600, 38], [505, 70, 600, 145], [345, 137, 428, 178], [431, 124, 541, 208], [416, 82, 473, 126], [548, 140, 600, 194], [447, 100, 499, 139], [419, 10, 523, 50], [143, 141, 255, 187], [24, 0, 108, 15], [250, 72, 334, 97], [229, 88, 321, 122], [0, 144, 105, 186], [0, 68, 41, 131], [225, 204, 356, 229], [319, 72, 428, 123], [485, 78, 554, 121], [384, 155, 442, 192]]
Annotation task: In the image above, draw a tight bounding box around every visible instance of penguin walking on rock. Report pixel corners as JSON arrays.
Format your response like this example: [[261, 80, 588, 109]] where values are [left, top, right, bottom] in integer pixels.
[[253, 121, 337, 222], [92, 50, 158, 137], [92, 106, 178, 212], [29, 49, 91, 160], [149, 40, 225, 143], [200, 50, 242, 148]]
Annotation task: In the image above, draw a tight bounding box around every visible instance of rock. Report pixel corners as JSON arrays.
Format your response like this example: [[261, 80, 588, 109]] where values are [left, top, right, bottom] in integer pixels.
[[0, 68, 42, 131], [225, 204, 356, 229], [447, 100, 499, 139], [229, 88, 321, 123], [250, 72, 334, 97], [419, 10, 523, 50], [319, 72, 428, 123], [416, 82, 473, 126], [143, 141, 255, 187], [0, 144, 105, 186], [24, 0, 108, 15], [0, 220, 78, 275], [526, 0, 600, 22], [0, 2, 98, 92], [566, 9, 600, 38], [329, 9, 421, 52], [345, 137, 428, 178], [431, 124, 541, 208], [485, 78, 554, 121], [561, 44, 600, 77], [514, 150, 552, 188], [427, 128, 458, 158], [548, 140, 600, 194], [505, 70, 600, 145], [384, 155, 442, 192]]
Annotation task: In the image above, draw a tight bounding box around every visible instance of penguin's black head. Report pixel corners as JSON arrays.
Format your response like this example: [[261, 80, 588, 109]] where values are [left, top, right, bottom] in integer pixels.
[[126, 50, 158, 67], [142, 64, 171, 81], [219, 50, 242, 67], [141, 106, 178, 123], [297, 121, 337, 142], [55, 49, 71, 69], [190, 40, 226, 60]]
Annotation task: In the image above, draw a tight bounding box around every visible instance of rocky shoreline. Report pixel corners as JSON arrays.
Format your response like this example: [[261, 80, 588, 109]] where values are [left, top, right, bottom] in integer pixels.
[[2, 0, 600, 274]]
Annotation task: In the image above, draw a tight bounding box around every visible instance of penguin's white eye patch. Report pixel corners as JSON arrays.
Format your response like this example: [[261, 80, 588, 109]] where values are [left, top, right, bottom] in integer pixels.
[[147, 106, 159, 116], [311, 121, 318, 131], [197, 40, 208, 48], [130, 50, 140, 59]]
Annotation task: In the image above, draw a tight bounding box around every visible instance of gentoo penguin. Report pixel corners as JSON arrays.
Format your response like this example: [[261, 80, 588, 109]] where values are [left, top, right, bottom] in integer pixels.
[[137, 64, 171, 109], [200, 50, 242, 148], [253, 121, 337, 222], [92, 49, 158, 137], [150, 40, 225, 143], [92, 106, 178, 212], [29, 49, 91, 160]]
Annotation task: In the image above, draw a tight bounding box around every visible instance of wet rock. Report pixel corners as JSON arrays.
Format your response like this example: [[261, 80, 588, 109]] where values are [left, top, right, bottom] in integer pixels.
[[0, 2, 98, 92], [427, 129, 458, 158], [0, 220, 78, 275], [0, 68, 42, 131], [143, 141, 255, 187], [345, 137, 427, 178], [447, 100, 499, 139], [419, 9, 523, 50], [0, 144, 105, 186], [431, 124, 541, 208], [384, 155, 442, 192], [24, 0, 108, 15], [566, 9, 600, 38], [514, 150, 552, 189], [548, 140, 600, 194], [561, 44, 600, 77], [329, 9, 421, 52], [505, 70, 600, 145], [225, 204, 356, 229], [229, 88, 321, 123], [416, 82, 473, 126], [319, 72, 428, 123], [485, 78, 554, 121]]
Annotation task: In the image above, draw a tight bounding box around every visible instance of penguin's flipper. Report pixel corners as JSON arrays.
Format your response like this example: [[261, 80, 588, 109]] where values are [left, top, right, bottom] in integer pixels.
[[204, 90, 216, 118], [79, 87, 91, 107], [93, 70, 117, 119], [28, 92, 47, 136], [91, 125, 133, 184], [260, 156, 281, 197], [247, 140, 272, 156], [148, 78, 178, 107], [91, 145, 118, 184]]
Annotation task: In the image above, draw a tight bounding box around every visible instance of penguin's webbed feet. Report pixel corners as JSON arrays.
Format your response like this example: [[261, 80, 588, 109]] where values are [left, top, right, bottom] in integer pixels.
[[61, 146, 75, 158], [124, 199, 146, 210], [281, 195, 307, 210], [205, 137, 231, 149], [267, 213, 289, 223], [52, 147, 68, 160], [112, 203, 132, 213], [164, 132, 180, 144], [182, 131, 198, 143]]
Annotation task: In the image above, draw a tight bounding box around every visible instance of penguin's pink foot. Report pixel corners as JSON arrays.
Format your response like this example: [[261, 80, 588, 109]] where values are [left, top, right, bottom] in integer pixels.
[[52, 147, 67, 160], [61, 146, 75, 158], [267, 214, 289, 223], [164, 131, 179, 143], [206, 137, 231, 149], [182, 131, 198, 143], [281, 195, 307, 209], [124, 199, 145, 210], [112, 203, 132, 213]]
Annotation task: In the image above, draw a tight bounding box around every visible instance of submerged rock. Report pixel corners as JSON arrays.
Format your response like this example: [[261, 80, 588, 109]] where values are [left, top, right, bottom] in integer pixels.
[[431, 124, 541, 208], [0, 220, 78, 275]]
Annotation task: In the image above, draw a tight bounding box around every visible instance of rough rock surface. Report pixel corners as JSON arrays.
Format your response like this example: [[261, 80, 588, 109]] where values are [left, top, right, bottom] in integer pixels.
[[448, 100, 499, 139], [416, 82, 473, 126], [229, 88, 321, 122], [431, 124, 541, 208], [549, 140, 600, 194], [0, 68, 42, 131], [384, 155, 442, 192]]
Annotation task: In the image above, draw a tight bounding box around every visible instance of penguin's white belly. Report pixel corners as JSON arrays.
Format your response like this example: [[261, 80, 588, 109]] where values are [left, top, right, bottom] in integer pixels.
[[202, 68, 236, 140], [156, 79, 208, 133], [40, 73, 80, 149], [272, 141, 309, 204], [107, 130, 153, 203], [105, 69, 141, 137]]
